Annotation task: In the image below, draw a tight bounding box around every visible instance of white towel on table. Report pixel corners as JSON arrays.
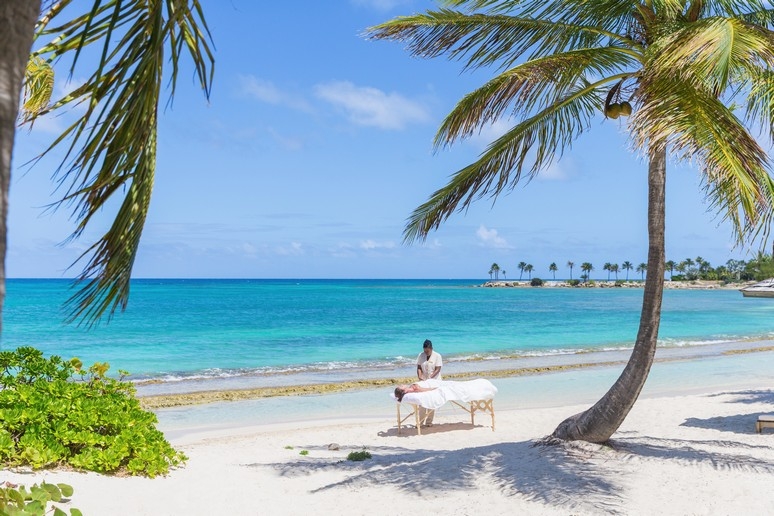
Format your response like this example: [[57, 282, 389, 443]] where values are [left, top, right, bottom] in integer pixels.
[[392, 379, 497, 410]]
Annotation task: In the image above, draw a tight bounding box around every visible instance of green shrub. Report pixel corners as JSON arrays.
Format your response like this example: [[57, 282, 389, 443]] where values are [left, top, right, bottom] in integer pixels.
[[347, 449, 372, 461], [568, 279, 581, 287], [530, 278, 544, 287], [614, 280, 625, 287], [0, 481, 80, 516], [0, 347, 186, 477]]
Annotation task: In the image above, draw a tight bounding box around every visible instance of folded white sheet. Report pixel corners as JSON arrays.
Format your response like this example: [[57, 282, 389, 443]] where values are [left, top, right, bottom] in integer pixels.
[[392, 379, 498, 410]]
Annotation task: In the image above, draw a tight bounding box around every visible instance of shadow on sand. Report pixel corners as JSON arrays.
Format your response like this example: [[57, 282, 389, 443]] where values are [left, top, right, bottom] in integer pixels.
[[679, 388, 774, 435], [246, 388, 774, 514], [250, 438, 626, 513]]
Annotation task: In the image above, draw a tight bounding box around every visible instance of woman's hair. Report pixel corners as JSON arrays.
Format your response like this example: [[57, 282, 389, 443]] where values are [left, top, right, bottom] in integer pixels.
[[394, 387, 406, 402]]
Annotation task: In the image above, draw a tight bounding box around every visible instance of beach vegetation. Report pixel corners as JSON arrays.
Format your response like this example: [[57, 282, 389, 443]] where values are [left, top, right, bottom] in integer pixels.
[[346, 449, 372, 461], [580, 263, 594, 283], [0, 347, 186, 477], [567, 279, 581, 287], [744, 253, 774, 280], [0, 1, 214, 329], [0, 481, 80, 516], [368, 1, 774, 443], [299, 450, 309, 456], [530, 278, 544, 287]]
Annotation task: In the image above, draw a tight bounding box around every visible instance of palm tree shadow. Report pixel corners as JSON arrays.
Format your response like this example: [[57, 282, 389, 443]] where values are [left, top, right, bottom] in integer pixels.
[[248, 439, 627, 514], [680, 412, 773, 434], [706, 389, 774, 405], [680, 389, 774, 435], [612, 435, 774, 474]]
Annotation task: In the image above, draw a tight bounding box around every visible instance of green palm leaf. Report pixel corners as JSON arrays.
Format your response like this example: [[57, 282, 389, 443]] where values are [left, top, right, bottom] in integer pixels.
[[22, 0, 213, 326]]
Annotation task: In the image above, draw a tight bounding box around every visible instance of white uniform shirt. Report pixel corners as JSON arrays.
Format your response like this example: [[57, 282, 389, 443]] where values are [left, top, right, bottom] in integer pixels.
[[416, 350, 443, 381]]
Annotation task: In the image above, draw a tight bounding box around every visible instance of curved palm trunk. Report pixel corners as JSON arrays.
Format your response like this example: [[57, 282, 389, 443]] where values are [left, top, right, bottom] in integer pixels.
[[0, 1, 41, 335], [552, 148, 666, 443]]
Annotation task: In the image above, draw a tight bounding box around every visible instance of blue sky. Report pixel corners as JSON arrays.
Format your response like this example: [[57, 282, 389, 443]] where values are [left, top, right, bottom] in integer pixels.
[[8, 0, 760, 280]]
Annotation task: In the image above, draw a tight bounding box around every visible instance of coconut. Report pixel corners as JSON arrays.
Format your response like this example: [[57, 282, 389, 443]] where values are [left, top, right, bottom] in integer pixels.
[[620, 101, 632, 116], [606, 103, 621, 119]]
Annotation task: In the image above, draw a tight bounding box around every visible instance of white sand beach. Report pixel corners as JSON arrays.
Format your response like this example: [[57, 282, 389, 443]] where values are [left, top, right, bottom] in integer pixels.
[[4, 351, 774, 515]]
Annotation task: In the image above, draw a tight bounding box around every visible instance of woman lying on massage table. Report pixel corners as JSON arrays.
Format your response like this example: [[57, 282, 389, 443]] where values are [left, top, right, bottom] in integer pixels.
[[393, 382, 437, 402]]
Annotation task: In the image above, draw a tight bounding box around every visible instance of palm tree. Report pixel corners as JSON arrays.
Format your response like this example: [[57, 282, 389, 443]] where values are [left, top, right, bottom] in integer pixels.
[[3, 1, 213, 328], [695, 256, 711, 278], [517, 261, 527, 280], [525, 263, 534, 279], [580, 262, 594, 283], [611, 263, 620, 280], [566, 261, 575, 281], [603, 262, 612, 281], [368, 1, 774, 443], [724, 259, 742, 281], [637, 263, 648, 280], [502, 269, 507, 279], [665, 260, 676, 280], [682, 257, 697, 279], [549, 262, 558, 279], [0, 1, 40, 335], [622, 261, 633, 281], [489, 262, 501, 280]]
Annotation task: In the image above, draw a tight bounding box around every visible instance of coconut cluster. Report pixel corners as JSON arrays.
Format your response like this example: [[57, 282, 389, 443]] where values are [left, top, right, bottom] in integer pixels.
[[605, 101, 633, 119]]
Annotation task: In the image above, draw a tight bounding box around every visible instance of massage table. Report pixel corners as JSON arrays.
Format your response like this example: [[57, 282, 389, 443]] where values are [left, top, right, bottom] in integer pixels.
[[392, 379, 498, 435]]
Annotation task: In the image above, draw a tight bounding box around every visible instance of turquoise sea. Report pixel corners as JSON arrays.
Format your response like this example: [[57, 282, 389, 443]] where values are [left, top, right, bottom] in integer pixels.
[[4, 278, 774, 396]]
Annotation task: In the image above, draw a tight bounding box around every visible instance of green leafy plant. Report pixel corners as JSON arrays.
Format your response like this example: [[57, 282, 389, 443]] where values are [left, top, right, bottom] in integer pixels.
[[530, 278, 544, 287], [299, 450, 309, 456], [0, 347, 186, 477], [284, 445, 294, 450], [0, 481, 81, 516], [347, 449, 372, 461]]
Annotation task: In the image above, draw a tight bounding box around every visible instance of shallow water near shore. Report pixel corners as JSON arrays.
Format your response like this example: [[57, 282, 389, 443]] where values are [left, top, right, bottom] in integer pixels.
[[155, 348, 774, 440]]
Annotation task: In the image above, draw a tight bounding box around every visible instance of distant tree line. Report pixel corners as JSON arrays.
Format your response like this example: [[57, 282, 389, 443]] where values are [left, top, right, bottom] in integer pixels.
[[489, 254, 774, 283]]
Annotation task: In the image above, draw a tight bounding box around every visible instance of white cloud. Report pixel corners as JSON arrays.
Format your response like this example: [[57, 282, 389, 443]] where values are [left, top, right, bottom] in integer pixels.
[[239, 75, 312, 112], [267, 127, 304, 151], [360, 239, 396, 250], [476, 225, 510, 249], [468, 118, 512, 149], [275, 242, 305, 255], [314, 81, 430, 130], [241, 242, 257, 256], [350, 0, 412, 11], [538, 162, 569, 181]]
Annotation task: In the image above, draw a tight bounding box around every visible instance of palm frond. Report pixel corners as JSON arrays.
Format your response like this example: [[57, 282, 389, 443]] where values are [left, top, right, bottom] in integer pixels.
[[366, 9, 633, 73], [434, 46, 638, 147], [405, 81, 604, 243], [23, 0, 214, 326], [647, 17, 774, 94], [744, 67, 774, 139], [631, 77, 773, 245], [22, 56, 54, 117]]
